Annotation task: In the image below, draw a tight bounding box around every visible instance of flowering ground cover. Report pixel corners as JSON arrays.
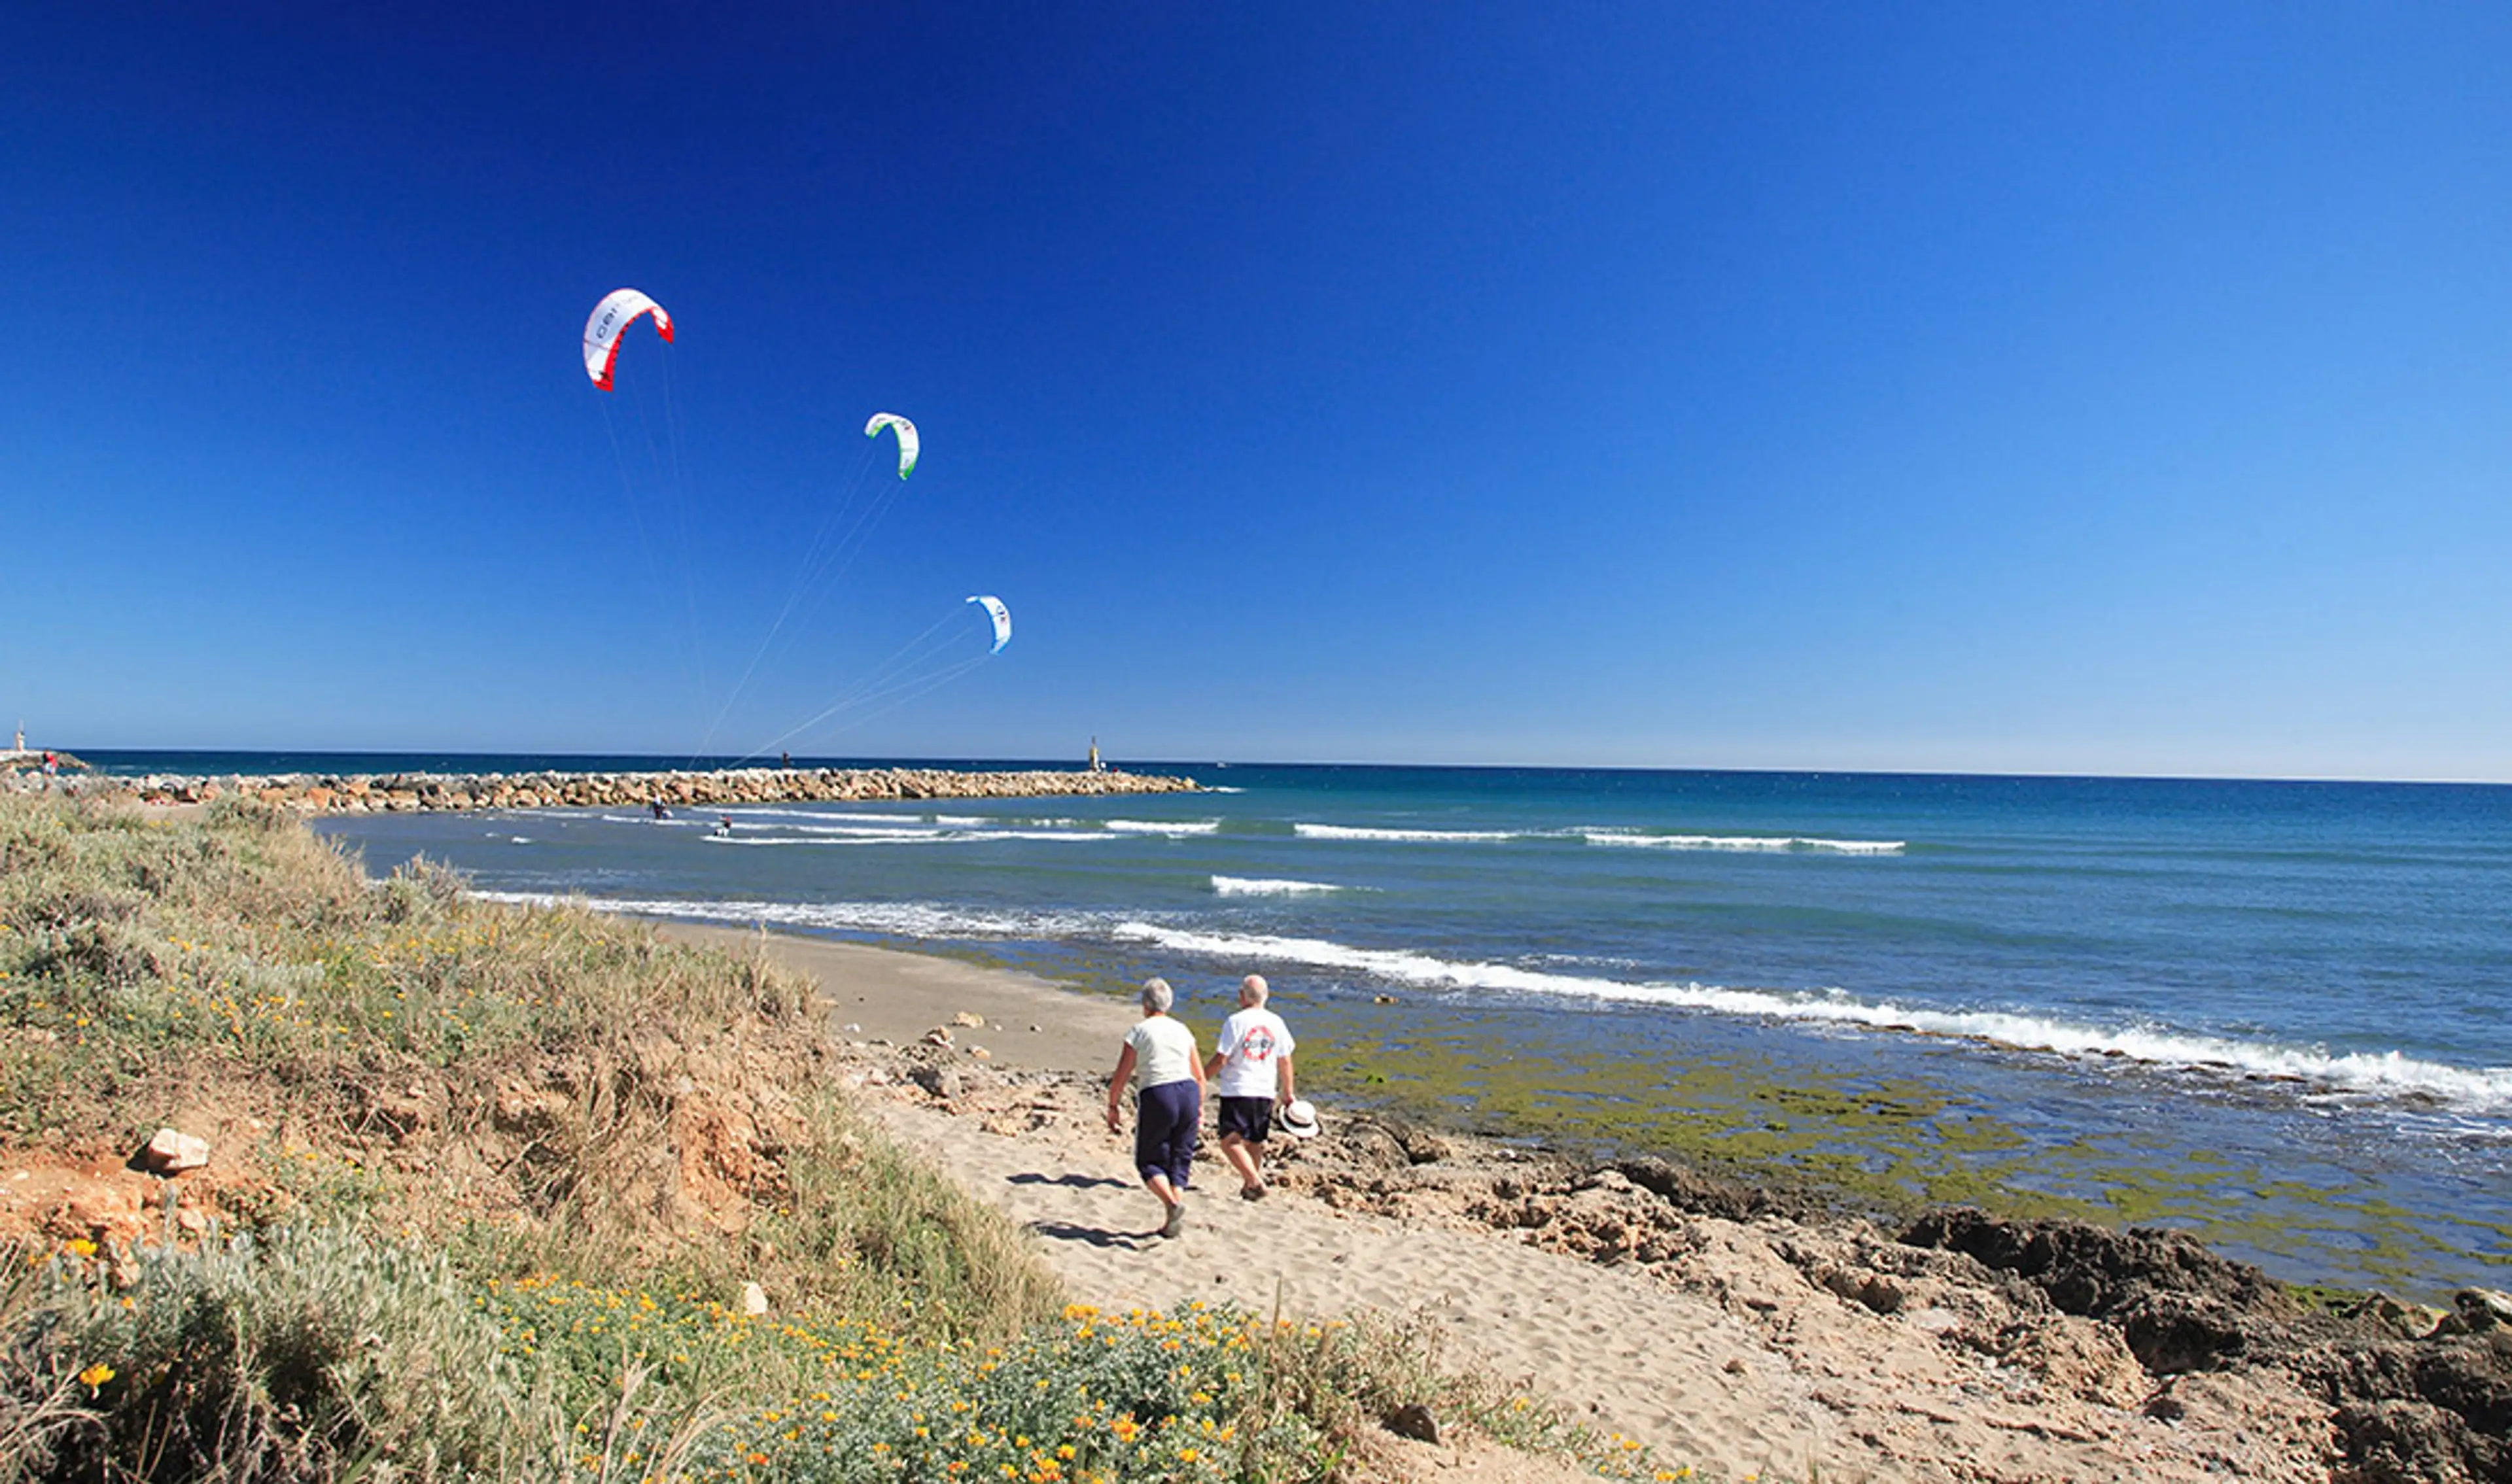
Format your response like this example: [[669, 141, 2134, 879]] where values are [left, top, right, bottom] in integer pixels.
[[0, 797, 1688, 1481]]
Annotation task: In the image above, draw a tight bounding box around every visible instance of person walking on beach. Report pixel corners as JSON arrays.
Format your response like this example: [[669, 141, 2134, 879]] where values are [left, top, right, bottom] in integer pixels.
[[1206, 974, 1296, 1200], [1106, 977, 1206, 1239]]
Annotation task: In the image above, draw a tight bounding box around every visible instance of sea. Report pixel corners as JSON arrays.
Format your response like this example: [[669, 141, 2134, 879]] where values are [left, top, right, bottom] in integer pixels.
[[82, 752, 2512, 1296]]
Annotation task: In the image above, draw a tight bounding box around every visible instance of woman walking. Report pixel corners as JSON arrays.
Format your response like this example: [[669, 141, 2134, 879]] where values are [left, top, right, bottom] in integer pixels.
[[1106, 977, 1207, 1238]]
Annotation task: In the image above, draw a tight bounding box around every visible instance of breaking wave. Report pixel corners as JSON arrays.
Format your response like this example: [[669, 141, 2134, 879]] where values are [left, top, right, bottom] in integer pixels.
[[1582, 830, 1905, 855], [1293, 823, 1530, 842], [1210, 876, 1346, 897], [1295, 821, 1904, 854], [466, 890, 1109, 941], [700, 828, 1114, 847], [1104, 923, 2512, 1112], [462, 893, 2512, 1112]]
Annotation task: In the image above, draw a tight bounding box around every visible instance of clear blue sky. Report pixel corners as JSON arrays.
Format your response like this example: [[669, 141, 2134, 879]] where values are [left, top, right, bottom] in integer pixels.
[[5, 4, 2509, 778]]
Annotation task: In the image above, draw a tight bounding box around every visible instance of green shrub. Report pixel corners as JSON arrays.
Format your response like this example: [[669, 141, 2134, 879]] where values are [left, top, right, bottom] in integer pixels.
[[0, 798, 1686, 1483], [12, 1225, 553, 1482]]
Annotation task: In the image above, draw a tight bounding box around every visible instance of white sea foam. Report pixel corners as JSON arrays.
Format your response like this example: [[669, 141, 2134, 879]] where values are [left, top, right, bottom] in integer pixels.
[[703, 831, 933, 846], [720, 806, 930, 824], [1104, 922, 2512, 1112], [1293, 823, 1532, 842], [1106, 819, 1223, 835], [463, 889, 2512, 1113], [466, 890, 1105, 941], [701, 829, 1114, 847], [1291, 820, 1904, 854], [739, 820, 948, 838], [1210, 876, 1345, 897], [1582, 830, 1906, 855]]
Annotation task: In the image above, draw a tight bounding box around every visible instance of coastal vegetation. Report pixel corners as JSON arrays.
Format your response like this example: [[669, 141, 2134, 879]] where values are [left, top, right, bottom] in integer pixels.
[[0, 795, 1671, 1482]]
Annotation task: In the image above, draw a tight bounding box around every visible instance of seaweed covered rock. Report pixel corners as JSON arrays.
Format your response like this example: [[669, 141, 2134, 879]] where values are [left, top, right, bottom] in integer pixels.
[[2298, 1332, 2512, 1484], [1611, 1154, 1788, 1222], [1901, 1206, 2286, 1372], [1903, 1207, 2285, 1319]]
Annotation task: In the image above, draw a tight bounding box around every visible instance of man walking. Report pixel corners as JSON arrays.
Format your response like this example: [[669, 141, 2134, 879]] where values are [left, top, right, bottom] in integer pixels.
[[1206, 975, 1297, 1199]]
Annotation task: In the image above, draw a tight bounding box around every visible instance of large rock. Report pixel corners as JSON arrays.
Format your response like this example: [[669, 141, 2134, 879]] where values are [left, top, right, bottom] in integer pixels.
[[1613, 1154, 1786, 1222], [1901, 1207, 2284, 1333], [1331, 1118, 1412, 1171], [141, 1128, 211, 1175]]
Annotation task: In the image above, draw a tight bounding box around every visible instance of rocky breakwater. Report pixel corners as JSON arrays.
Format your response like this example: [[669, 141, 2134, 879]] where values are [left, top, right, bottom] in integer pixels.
[[107, 766, 1198, 815]]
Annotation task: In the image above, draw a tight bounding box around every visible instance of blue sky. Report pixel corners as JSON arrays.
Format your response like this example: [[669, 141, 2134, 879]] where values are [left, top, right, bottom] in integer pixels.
[[5, 5, 2509, 778]]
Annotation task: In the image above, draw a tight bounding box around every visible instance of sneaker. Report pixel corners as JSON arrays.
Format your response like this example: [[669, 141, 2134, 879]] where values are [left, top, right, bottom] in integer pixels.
[[1240, 1184, 1267, 1201], [1160, 1203, 1186, 1239]]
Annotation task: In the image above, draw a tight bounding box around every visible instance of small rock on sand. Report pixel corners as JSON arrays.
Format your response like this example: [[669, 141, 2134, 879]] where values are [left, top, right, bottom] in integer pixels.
[[142, 1129, 211, 1175], [909, 1065, 966, 1100]]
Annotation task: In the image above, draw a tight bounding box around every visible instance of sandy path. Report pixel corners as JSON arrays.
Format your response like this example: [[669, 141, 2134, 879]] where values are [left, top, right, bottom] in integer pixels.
[[869, 1090, 1838, 1479], [672, 923, 2340, 1484]]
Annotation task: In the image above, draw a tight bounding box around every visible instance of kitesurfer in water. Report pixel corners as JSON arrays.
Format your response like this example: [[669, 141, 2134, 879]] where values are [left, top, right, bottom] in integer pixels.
[[649, 797, 671, 821]]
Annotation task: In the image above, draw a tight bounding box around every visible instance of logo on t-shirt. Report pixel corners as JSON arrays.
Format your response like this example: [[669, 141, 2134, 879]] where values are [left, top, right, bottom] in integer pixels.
[[1237, 1028, 1277, 1064]]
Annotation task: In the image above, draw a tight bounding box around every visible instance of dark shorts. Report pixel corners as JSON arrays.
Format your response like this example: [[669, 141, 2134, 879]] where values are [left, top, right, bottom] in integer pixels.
[[1217, 1096, 1274, 1143], [1133, 1079, 1200, 1189]]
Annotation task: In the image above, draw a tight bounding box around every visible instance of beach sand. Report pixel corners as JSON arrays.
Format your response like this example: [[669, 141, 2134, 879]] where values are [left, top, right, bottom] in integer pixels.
[[667, 924, 2345, 1483]]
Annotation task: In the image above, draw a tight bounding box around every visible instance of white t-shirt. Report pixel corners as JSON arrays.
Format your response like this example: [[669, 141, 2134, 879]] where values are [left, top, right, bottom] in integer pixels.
[[1126, 1015, 1201, 1090], [1213, 1007, 1295, 1099]]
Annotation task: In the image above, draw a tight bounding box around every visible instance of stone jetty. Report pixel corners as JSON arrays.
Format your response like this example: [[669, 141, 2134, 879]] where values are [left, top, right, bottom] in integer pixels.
[[19, 765, 1198, 815]]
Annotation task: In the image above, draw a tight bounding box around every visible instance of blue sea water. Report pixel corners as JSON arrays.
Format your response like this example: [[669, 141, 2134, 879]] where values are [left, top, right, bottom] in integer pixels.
[[93, 753, 2512, 1294]]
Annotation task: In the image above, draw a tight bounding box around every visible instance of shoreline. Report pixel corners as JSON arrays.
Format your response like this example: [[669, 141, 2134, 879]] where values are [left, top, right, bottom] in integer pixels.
[[1, 764, 1196, 814], [663, 919, 2512, 1483]]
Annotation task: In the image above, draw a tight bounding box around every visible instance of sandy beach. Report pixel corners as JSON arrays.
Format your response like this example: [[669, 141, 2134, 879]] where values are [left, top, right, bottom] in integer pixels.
[[661, 923, 2445, 1484]]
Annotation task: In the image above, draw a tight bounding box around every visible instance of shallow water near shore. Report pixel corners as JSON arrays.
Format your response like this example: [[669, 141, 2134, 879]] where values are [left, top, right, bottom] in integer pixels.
[[275, 755, 2512, 1296]]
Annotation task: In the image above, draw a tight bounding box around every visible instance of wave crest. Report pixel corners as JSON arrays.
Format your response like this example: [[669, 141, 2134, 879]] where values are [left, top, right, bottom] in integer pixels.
[[1211, 876, 1344, 897], [1582, 830, 1905, 855]]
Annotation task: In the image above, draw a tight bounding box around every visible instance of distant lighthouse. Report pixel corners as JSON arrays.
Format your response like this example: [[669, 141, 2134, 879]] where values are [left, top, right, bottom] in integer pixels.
[[1088, 737, 1103, 772]]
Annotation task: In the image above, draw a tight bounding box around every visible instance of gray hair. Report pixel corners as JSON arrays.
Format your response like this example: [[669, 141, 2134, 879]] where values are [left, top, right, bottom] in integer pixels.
[[1240, 974, 1269, 1007], [1140, 976, 1174, 1014]]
